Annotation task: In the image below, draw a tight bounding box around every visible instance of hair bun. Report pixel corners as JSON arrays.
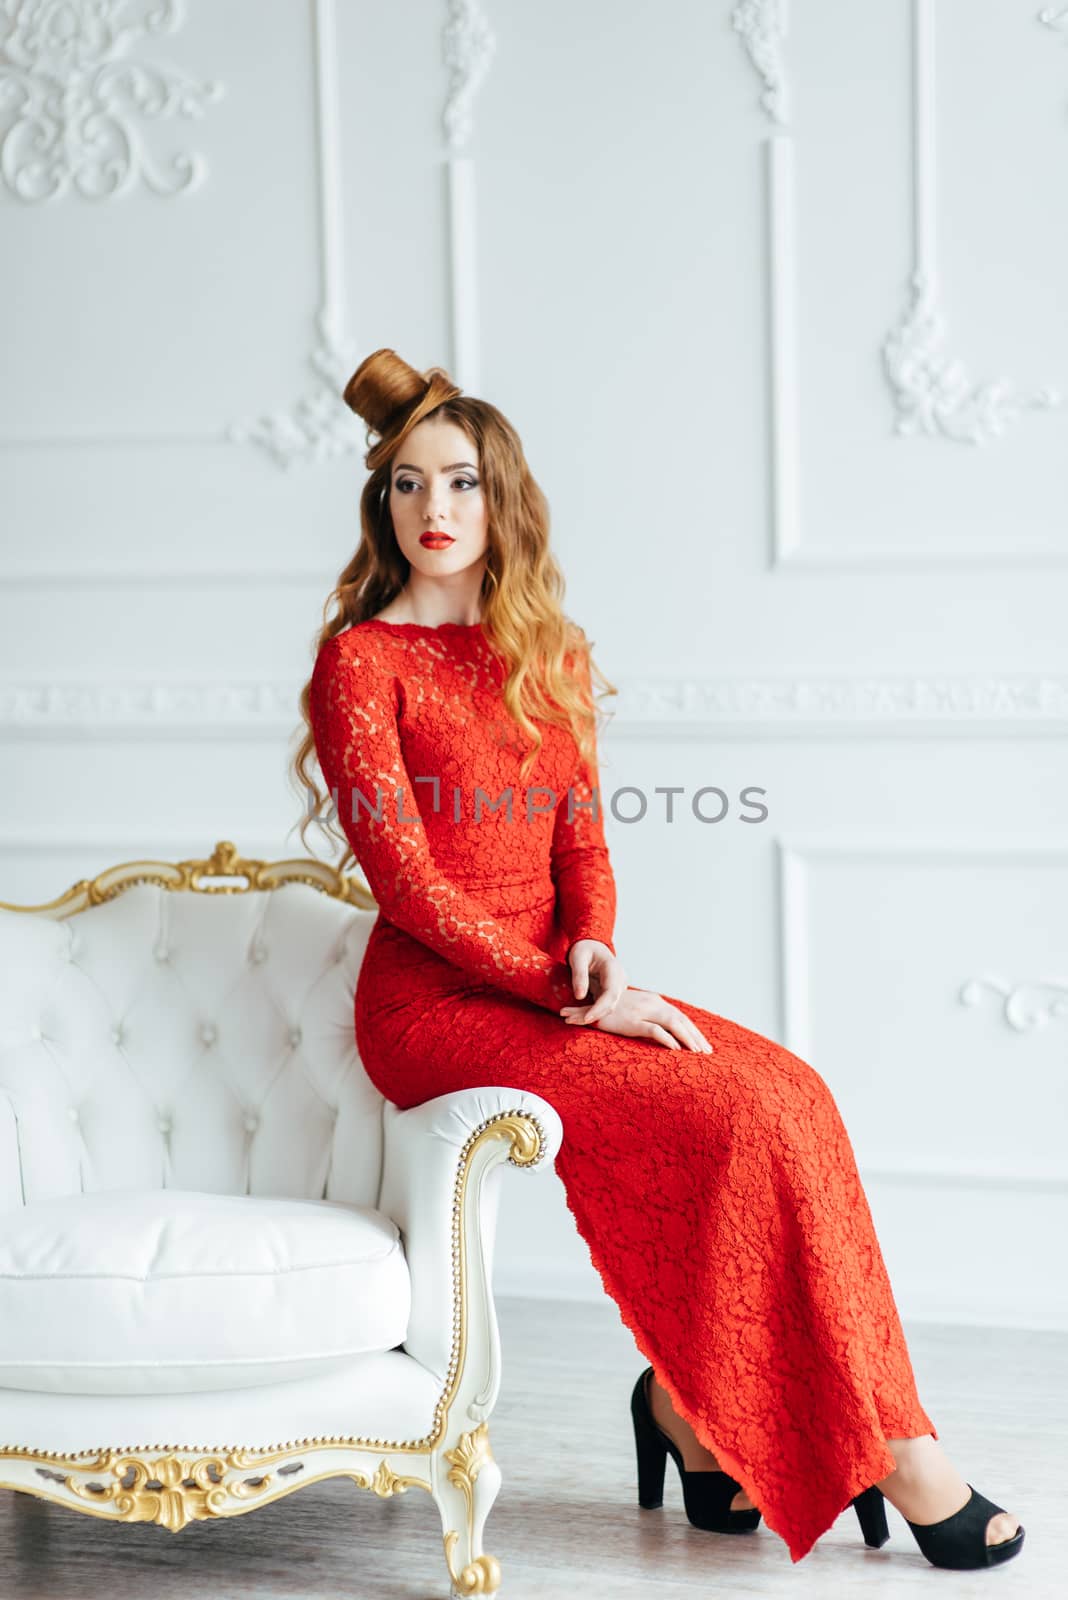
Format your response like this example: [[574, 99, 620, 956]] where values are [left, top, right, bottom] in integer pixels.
[[342, 347, 463, 437], [343, 349, 465, 469]]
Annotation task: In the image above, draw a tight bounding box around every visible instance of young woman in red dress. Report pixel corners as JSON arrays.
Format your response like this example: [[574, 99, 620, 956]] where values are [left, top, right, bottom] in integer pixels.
[[294, 348, 1025, 1571]]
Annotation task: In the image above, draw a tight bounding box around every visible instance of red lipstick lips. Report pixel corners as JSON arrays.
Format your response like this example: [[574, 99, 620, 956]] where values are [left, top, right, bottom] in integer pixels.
[[420, 533, 455, 548]]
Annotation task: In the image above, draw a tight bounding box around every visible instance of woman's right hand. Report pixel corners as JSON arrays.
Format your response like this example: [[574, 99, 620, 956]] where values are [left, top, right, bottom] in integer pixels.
[[561, 985, 715, 1053]]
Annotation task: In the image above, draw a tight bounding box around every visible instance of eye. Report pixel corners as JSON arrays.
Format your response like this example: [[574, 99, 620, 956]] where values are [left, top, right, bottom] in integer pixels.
[[454, 476, 478, 490]]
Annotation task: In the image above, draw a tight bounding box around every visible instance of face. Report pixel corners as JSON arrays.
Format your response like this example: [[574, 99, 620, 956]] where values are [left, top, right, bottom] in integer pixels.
[[388, 415, 489, 580]]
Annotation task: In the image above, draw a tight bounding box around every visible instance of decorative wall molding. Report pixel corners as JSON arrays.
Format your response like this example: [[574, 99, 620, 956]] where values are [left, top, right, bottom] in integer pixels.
[[0, 0, 361, 474], [441, 0, 496, 394], [1039, 4, 1068, 39], [777, 837, 1068, 1193], [226, 305, 360, 471], [779, 836, 1068, 1055], [612, 673, 1068, 729], [881, 0, 1061, 446], [3, 673, 1068, 739], [443, 0, 495, 151], [960, 976, 1068, 1033], [729, 0, 788, 126], [765, 131, 801, 563], [883, 273, 1059, 448], [0, 0, 223, 202], [0, 680, 300, 736], [763, 1, 1066, 570], [227, 0, 360, 468]]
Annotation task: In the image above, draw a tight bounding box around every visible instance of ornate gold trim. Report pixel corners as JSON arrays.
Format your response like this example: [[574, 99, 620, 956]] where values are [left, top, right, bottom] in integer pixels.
[[443, 1424, 501, 1593], [483, 1114, 543, 1170], [0, 838, 547, 1553], [443, 1535, 502, 1597], [0, 838, 377, 915], [9, 1452, 432, 1531], [0, 1110, 546, 1467], [69, 1453, 265, 1532], [445, 1422, 495, 1502], [363, 1459, 428, 1498], [0, 857, 546, 1600]]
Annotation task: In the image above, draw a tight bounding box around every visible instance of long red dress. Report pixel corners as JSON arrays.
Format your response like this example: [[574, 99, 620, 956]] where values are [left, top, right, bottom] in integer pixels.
[[307, 618, 938, 1564]]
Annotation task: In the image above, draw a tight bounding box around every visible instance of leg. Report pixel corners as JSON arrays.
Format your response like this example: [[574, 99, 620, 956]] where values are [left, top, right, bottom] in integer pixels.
[[647, 1371, 756, 1511], [360, 960, 994, 1563], [433, 1421, 503, 1598], [642, 1002, 1018, 1546], [646, 1315, 1020, 1541], [877, 1436, 1020, 1547]]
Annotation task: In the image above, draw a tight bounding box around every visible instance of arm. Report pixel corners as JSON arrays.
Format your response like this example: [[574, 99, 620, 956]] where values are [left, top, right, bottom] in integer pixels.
[[550, 649, 617, 955], [308, 634, 577, 1013]]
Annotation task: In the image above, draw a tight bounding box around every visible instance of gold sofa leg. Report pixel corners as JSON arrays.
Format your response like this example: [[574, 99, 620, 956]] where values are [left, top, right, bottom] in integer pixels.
[[433, 1422, 503, 1596]]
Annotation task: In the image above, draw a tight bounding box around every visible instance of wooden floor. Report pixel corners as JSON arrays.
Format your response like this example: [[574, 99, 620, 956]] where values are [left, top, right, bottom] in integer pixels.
[[1, 1295, 1062, 1598]]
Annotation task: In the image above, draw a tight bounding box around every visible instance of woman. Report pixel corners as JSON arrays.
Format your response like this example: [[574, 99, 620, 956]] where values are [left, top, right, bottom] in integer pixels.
[[294, 348, 1025, 1570]]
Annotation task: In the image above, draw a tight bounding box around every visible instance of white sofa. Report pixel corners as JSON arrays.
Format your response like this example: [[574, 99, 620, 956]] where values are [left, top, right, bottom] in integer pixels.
[[0, 840, 562, 1598]]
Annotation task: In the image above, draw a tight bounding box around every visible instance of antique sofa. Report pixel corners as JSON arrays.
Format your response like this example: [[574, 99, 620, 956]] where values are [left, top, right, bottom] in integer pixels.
[[0, 841, 563, 1598]]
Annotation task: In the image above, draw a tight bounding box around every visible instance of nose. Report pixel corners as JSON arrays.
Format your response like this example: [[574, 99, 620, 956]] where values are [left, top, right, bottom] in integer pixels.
[[422, 482, 447, 523]]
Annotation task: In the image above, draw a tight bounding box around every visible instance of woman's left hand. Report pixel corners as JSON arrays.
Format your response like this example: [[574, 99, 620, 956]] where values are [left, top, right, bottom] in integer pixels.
[[559, 939, 629, 1027]]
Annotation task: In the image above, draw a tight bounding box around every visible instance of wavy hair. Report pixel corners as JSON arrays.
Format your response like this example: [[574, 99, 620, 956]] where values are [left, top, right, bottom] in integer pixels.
[[290, 347, 616, 868]]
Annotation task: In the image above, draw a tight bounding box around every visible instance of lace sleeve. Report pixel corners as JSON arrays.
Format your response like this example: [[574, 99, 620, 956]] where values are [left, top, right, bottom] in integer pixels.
[[309, 634, 578, 1013], [550, 649, 617, 954]]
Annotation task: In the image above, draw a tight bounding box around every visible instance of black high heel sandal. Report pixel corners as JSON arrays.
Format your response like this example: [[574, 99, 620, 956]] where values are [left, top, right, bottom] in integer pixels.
[[852, 1481, 1025, 1569], [630, 1366, 762, 1533]]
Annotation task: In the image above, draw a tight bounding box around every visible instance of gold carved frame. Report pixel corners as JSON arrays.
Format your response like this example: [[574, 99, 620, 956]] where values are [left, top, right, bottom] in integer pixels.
[[0, 841, 547, 1596]]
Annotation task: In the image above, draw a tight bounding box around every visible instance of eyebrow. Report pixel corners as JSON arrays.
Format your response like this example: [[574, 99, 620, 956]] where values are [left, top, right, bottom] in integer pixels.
[[393, 461, 478, 473]]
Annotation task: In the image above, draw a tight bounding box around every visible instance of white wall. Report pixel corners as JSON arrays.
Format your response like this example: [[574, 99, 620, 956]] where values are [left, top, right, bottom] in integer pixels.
[[2, 1, 1066, 1330]]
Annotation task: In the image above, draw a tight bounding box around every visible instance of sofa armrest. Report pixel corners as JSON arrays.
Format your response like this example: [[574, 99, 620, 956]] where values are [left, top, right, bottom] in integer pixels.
[[377, 1087, 563, 1422], [0, 1093, 23, 1211]]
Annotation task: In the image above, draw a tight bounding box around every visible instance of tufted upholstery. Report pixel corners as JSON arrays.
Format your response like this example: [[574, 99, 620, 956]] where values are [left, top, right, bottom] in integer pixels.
[[0, 858, 564, 1594], [0, 882, 385, 1206]]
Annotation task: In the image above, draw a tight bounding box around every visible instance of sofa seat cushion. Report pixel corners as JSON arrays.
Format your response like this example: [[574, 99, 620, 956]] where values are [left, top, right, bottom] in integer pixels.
[[0, 1189, 410, 1395]]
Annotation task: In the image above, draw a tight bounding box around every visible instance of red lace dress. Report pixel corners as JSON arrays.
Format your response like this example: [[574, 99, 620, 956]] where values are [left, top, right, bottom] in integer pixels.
[[308, 618, 937, 1564]]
